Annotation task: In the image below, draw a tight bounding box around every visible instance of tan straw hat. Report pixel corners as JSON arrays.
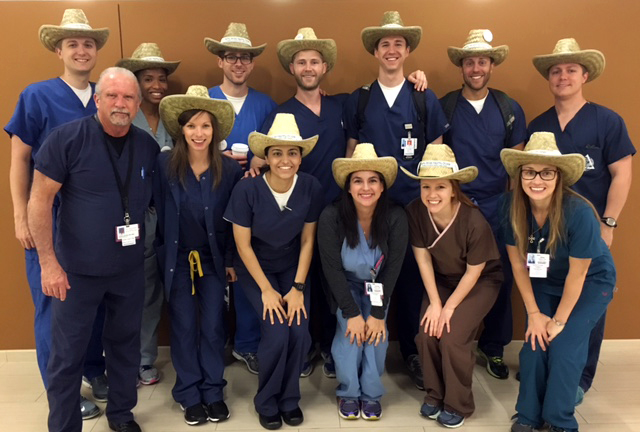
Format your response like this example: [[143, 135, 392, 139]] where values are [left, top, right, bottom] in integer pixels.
[[39, 9, 109, 52], [532, 38, 605, 82], [248, 113, 318, 159], [116, 43, 181, 75], [276, 27, 337, 73], [400, 144, 478, 183], [447, 29, 509, 66], [159, 85, 235, 143], [332, 143, 398, 189], [501, 132, 586, 186], [204, 22, 266, 57], [361, 11, 422, 55]]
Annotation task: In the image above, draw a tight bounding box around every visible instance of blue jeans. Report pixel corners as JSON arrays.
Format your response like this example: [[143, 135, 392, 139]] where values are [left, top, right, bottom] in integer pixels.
[[333, 283, 388, 401]]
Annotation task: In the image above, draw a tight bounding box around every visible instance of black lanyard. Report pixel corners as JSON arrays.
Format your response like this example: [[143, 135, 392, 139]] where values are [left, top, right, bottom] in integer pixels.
[[95, 116, 135, 225]]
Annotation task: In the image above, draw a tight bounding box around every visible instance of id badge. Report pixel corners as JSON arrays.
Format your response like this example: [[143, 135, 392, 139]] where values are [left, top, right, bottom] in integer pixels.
[[527, 253, 549, 278], [115, 223, 140, 247], [401, 137, 417, 158], [365, 282, 384, 307]]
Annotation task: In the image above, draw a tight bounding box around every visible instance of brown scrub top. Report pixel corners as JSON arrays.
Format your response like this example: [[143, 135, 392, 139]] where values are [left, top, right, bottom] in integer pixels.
[[406, 198, 503, 291]]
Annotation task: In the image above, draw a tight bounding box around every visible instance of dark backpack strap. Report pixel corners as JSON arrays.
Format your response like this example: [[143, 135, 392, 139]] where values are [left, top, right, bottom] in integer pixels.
[[411, 89, 428, 156], [440, 89, 462, 125], [355, 82, 375, 133], [489, 88, 516, 147]]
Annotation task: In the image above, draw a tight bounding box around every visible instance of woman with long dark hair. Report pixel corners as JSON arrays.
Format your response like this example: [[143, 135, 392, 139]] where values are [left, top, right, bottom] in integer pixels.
[[502, 132, 615, 432], [402, 144, 502, 429], [154, 85, 241, 425], [317, 144, 407, 421]]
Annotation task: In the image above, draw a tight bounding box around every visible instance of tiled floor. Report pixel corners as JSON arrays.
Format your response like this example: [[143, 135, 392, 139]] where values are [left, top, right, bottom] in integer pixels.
[[1, 341, 638, 431]]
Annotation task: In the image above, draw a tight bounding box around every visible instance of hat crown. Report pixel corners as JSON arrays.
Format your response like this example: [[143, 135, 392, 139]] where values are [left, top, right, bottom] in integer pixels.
[[59, 9, 92, 28], [351, 143, 381, 160], [462, 29, 494, 49], [523, 132, 563, 155], [416, 144, 462, 177], [380, 10, 404, 27], [131, 43, 165, 60], [184, 85, 210, 99], [220, 22, 253, 45], [552, 38, 582, 54], [295, 27, 318, 40], [266, 113, 303, 139]]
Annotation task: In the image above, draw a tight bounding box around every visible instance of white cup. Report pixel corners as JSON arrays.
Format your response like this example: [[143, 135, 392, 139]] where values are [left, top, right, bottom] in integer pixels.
[[231, 143, 249, 156]]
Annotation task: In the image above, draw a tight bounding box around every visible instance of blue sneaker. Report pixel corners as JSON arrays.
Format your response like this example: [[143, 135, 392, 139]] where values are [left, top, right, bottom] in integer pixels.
[[338, 398, 359, 420], [436, 410, 464, 428], [419, 402, 441, 420], [575, 386, 585, 406], [360, 400, 382, 420]]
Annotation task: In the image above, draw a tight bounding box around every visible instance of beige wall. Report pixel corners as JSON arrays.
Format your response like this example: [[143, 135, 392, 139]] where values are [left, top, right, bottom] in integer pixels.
[[1, 0, 638, 349]]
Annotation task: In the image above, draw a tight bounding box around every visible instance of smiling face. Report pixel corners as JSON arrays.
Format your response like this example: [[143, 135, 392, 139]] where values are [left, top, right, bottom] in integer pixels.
[[95, 72, 140, 132], [265, 145, 302, 181], [348, 170, 384, 210], [217, 50, 255, 86], [56, 37, 98, 75], [137, 68, 168, 105], [520, 163, 559, 205], [182, 111, 214, 154], [461, 55, 493, 92], [548, 63, 588, 100], [420, 179, 456, 215], [374, 35, 410, 73], [290, 50, 327, 91]]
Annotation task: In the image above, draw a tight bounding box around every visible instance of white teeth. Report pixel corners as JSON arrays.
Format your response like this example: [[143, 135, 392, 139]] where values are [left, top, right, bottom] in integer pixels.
[[428, 200, 440, 204]]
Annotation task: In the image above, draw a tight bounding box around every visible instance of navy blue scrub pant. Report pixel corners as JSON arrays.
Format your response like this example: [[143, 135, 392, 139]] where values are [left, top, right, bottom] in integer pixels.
[[232, 278, 261, 354], [309, 247, 336, 355], [238, 264, 311, 417], [580, 310, 606, 392], [47, 269, 144, 432], [395, 244, 421, 361], [516, 289, 610, 432], [168, 265, 227, 407]]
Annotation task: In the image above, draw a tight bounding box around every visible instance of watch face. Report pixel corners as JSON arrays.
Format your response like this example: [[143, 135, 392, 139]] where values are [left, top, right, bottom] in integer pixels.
[[603, 217, 617, 227]]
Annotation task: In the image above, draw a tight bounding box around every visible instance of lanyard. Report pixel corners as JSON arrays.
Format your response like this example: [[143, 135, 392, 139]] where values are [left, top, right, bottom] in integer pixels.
[[95, 116, 135, 225], [370, 254, 385, 283]]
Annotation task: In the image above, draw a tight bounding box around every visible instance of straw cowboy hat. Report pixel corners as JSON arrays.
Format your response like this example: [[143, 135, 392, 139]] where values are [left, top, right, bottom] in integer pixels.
[[276, 27, 337, 73], [401, 144, 478, 184], [204, 22, 266, 57], [361, 11, 422, 55], [116, 43, 181, 75], [332, 143, 398, 189], [39, 9, 109, 52], [248, 113, 317, 159], [501, 132, 585, 186], [159, 85, 235, 143], [532, 38, 605, 82], [447, 29, 509, 66]]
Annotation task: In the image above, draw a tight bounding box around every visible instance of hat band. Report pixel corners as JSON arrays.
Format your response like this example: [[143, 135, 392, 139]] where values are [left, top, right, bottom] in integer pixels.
[[61, 23, 93, 30], [462, 42, 493, 50], [269, 133, 303, 141], [418, 160, 459, 174], [139, 56, 166, 62], [527, 149, 563, 156], [381, 23, 403, 28], [220, 36, 252, 47]]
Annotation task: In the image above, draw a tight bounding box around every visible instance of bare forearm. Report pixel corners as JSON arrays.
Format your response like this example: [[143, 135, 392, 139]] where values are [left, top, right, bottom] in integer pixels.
[[603, 173, 631, 219], [507, 246, 540, 314], [444, 264, 484, 309], [236, 244, 271, 292], [27, 194, 56, 265], [294, 224, 316, 283], [413, 246, 442, 307]]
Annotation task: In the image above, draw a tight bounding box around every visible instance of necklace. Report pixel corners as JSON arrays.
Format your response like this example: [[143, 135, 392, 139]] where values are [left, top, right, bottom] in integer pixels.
[[528, 218, 543, 244]]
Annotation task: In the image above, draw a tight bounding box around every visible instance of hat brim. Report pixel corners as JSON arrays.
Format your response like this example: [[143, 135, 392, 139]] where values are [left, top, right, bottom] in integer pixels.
[[532, 50, 605, 82], [400, 165, 478, 184], [276, 39, 337, 74], [39, 26, 109, 52], [500, 148, 586, 186], [361, 26, 422, 55], [447, 45, 509, 66], [116, 58, 181, 75], [248, 132, 318, 160], [332, 157, 398, 189], [159, 95, 235, 143], [204, 38, 266, 57]]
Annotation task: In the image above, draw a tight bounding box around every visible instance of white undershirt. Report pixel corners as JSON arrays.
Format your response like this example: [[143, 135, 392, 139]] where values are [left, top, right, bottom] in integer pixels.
[[379, 79, 405, 108], [223, 92, 247, 114], [264, 174, 297, 211], [62, 80, 92, 107], [466, 94, 488, 114]]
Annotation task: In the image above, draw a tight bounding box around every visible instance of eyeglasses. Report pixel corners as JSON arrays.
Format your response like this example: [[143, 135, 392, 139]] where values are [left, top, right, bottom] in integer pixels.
[[223, 54, 252, 65], [521, 168, 558, 181]]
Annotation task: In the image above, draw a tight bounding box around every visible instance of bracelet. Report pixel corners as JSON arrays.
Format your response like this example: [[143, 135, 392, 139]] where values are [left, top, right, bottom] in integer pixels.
[[551, 317, 565, 327]]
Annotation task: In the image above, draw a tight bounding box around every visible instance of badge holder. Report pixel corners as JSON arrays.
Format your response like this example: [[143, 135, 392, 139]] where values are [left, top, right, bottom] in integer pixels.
[[401, 123, 417, 160], [365, 255, 385, 306], [527, 237, 549, 278]]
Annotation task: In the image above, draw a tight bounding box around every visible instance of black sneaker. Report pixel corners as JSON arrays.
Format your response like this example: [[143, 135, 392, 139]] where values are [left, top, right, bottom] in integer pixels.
[[82, 374, 109, 402], [108, 420, 141, 432], [181, 403, 208, 426], [258, 412, 282, 430], [476, 347, 509, 379], [206, 400, 230, 422], [281, 406, 304, 426], [405, 354, 425, 390], [232, 349, 259, 375]]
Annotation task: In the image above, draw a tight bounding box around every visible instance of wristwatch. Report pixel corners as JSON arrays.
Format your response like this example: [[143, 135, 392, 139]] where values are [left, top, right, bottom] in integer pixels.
[[601, 217, 618, 228], [293, 282, 306, 292]]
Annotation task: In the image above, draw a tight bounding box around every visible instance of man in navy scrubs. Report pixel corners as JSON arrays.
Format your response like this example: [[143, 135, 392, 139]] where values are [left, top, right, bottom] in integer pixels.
[[343, 11, 448, 389], [29, 67, 159, 432], [442, 29, 527, 380], [528, 38, 635, 404], [4, 8, 109, 419]]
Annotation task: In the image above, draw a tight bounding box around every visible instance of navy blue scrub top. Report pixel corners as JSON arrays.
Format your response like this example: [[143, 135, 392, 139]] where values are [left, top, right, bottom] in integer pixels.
[[443, 90, 527, 202], [343, 80, 449, 206], [527, 103, 635, 216], [34, 116, 159, 277], [503, 193, 616, 303], [224, 172, 324, 273], [261, 94, 348, 206]]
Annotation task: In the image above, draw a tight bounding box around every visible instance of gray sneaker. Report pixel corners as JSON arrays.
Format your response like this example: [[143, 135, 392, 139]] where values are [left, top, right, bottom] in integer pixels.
[[82, 374, 108, 402], [138, 365, 160, 385], [80, 395, 100, 420], [511, 421, 535, 432], [232, 349, 259, 375]]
